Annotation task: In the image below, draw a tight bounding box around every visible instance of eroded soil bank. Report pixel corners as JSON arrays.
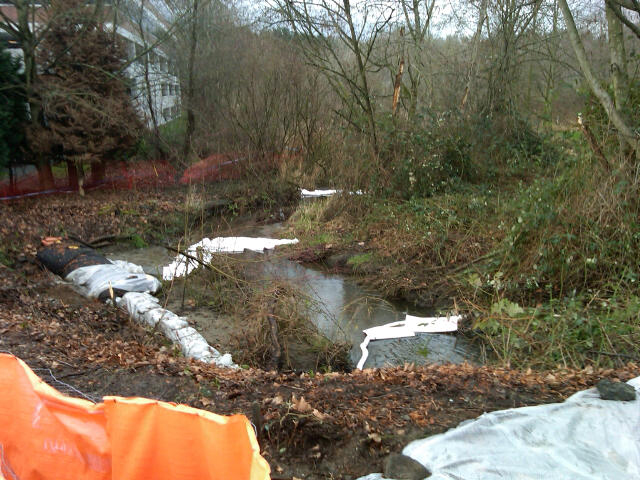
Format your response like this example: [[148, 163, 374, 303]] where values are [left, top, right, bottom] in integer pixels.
[[1, 188, 639, 479]]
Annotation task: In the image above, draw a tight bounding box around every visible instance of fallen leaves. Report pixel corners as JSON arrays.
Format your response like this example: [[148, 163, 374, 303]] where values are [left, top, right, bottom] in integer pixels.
[[291, 395, 331, 421]]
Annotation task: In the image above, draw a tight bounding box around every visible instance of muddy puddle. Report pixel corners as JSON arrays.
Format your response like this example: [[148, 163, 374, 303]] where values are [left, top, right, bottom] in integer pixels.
[[105, 222, 480, 369]]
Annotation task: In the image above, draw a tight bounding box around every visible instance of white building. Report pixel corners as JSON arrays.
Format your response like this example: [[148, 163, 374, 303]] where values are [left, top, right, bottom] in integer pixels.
[[110, 0, 181, 126]]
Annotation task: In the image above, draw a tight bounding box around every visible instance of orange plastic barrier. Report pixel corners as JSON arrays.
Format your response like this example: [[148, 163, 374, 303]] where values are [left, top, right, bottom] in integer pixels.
[[0, 354, 270, 480]]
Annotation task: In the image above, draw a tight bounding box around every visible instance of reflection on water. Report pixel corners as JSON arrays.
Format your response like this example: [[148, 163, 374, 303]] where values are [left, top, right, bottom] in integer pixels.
[[106, 222, 479, 369]]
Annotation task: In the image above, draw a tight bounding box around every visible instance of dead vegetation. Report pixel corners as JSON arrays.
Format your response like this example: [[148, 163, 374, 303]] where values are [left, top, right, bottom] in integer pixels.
[[161, 252, 351, 372]]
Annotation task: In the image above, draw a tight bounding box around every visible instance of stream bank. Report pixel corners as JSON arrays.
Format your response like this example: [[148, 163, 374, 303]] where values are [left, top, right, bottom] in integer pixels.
[[105, 220, 479, 371], [1, 189, 639, 480]]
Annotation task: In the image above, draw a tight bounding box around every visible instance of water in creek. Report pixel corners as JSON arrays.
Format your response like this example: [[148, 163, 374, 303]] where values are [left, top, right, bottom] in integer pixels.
[[105, 222, 480, 368]]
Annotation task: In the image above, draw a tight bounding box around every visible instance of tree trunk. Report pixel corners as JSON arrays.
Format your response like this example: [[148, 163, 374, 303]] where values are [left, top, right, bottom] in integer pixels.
[[392, 28, 405, 117], [67, 160, 78, 189], [78, 162, 85, 196], [606, 2, 628, 109], [461, 0, 488, 113], [182, 0, 199, 161], [137, 0, 162, 153], [343, 0, 378, 154], [36, 161, 55, 190], [558, 0, 639, 156], [605, 1, 630, 152], [8, 162, 15, 193]]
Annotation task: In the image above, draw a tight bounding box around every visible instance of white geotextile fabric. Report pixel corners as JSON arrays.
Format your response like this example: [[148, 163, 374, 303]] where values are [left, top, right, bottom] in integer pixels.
[[358, 376, 640, 480], [162, 236, 299, 280], [61, 258, 235, 367], [356, 315, 460, 370], [118, 292, 236, 367], [301, 189, 339, 198], [65, 262, 161, 298]]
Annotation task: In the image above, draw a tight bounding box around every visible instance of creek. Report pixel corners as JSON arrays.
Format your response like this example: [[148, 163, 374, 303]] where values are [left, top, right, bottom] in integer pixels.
[[104, 222, 480, 369]]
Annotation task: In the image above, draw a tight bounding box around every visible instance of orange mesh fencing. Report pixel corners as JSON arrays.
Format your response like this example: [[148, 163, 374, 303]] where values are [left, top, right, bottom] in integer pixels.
[[0, 354, 270, 480]]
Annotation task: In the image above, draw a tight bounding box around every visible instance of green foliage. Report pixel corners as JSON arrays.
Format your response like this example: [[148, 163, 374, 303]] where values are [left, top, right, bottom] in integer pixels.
[[494, 154, 640, 300], [379, 113, 558, 199], [578, 79, 640, 154], [474, 293, 640, 368], [380, 116, 472, 198], [135, 117, 186, 161], [0, 48, 27, 168], [347, 253, 373, 268], [467, 145, 640, 367], [129, 233, 148, 249]]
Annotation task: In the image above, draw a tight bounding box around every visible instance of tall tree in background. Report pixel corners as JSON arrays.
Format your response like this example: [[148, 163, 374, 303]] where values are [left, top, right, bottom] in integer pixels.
[[398, 0, 436, 120], [181, 0, 199, 160], [29, 0, 142, 193], [484, 0, 542, 115]]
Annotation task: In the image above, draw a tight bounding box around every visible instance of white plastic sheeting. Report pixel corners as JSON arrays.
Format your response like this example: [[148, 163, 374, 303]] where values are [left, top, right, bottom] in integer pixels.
[[358, 376, 640, 480], [60, 258, 235, 367], [117, 292, 236, 367], [356, 315, 460, 370], [162, 236, 299, 280], [301, 189, 339, 198], [65, 261, 162, 298]]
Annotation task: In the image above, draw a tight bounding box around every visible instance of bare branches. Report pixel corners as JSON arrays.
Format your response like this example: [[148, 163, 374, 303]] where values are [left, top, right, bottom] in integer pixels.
[[558, 0, 639, 156], [606, 0, 640, 39], [271, 0, 390, 154]]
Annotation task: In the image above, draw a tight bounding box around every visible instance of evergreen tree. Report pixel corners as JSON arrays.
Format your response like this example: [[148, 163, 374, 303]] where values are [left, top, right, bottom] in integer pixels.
[[29, 0, 142, 190]]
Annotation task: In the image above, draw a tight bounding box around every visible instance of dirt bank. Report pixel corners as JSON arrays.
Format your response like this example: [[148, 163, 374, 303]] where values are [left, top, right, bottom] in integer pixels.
[[1, 190, 639, 479]]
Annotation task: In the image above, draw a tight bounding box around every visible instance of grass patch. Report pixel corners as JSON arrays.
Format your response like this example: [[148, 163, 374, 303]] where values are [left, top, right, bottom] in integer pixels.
[[347, 253, 373, 268]]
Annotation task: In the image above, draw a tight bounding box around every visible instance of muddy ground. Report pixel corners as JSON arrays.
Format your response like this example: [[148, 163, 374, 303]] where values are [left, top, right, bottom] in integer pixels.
[[1, 188, 638, 480]]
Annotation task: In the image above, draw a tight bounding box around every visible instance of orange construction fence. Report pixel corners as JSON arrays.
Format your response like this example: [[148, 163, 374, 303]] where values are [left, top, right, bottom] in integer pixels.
[[0, 354, 271, 480]]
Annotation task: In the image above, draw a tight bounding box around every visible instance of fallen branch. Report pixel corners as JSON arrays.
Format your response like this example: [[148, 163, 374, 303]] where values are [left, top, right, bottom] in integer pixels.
[[67, 234, 94, 249], [589, 350, 639, 361], [163, 244, 212, 271], [162, 244, 248, 284]]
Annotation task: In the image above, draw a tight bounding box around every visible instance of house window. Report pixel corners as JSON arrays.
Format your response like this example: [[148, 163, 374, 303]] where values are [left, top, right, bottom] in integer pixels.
[[162, 84, 168, 96], [163, 108, 171, 120]]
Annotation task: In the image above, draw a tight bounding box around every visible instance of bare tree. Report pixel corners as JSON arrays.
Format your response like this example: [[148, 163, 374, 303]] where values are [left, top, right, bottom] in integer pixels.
[[460, 0, 488, 112], [606, 0, 640, 39], [483, 0, 543, 115], [398, 0, 436, 119], [272, 0, 395, 155], [182, 0, 198, 160], [558, 0, 639, 156]]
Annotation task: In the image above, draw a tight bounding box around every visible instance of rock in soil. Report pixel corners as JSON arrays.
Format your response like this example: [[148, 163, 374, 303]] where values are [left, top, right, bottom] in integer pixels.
[[383, 453, 430, 480], [597, 379, 636, 401]]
